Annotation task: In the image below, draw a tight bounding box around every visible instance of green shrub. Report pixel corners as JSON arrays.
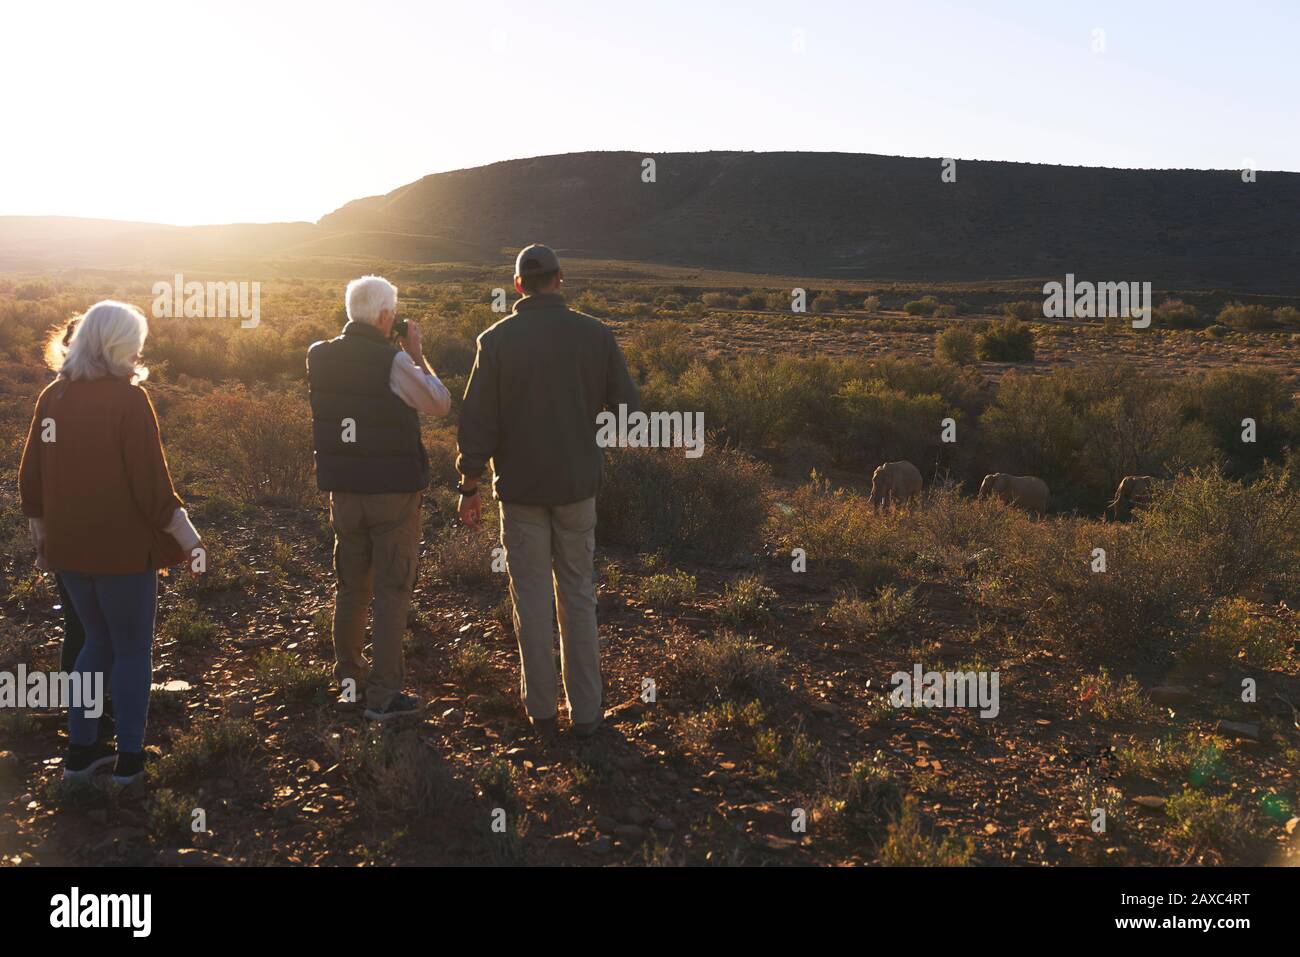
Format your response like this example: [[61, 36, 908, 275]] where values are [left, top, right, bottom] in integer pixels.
[[935, 326, 977, 365], [160, 598, 220, 646], [1274, 306, 1300, 326], [829, 585, 918, 637], [669, 632, 783, 703], [1079, 667, 1155, 722], [1154, 299, 1205, 329], [178, 385, 316, 505], [716, 575, 777, 626], [879, 797, 974, 865], [903, 296, 939, 316], [1165, 788, 1256, 856], [450, 640, 496, 688], [1217, 302, 1277, 331], [254, 648, 332, 703], [640, 569, 697, 612], [598, 445, 769, 560], [977, 318, 1035, 362], [811, 292, 838, 313], [1001, 300, 1040, 321], [1185, 598, 1293, 669], [149, 717, 258, 787]]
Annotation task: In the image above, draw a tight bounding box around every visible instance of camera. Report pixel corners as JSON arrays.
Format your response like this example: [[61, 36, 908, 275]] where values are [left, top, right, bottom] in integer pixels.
[[390, 318, 408, 342]]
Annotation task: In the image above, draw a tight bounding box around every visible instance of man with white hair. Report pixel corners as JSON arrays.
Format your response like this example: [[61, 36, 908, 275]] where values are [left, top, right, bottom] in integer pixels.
[[307, 276, 450, 720]]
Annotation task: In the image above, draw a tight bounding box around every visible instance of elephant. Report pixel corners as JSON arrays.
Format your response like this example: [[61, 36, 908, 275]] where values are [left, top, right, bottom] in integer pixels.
[[1107, 475, 1158, 521], [979, 472, 1048, 515], [870, 460, 923, 508]]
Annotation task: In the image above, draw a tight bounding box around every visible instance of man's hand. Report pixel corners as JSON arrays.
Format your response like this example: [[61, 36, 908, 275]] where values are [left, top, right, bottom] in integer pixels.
[[458, 488, 481, 528], [401, 319, 422, 362]]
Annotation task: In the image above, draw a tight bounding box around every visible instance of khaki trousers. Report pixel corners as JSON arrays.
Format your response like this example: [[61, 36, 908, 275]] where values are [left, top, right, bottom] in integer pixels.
[[499, 496, 601, 724], [329, 491, 422, 710]]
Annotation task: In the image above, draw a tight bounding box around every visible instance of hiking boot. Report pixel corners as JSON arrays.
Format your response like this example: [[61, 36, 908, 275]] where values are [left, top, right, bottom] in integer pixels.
[[111, 751, 146, 787], [364, 692, 422, 722], [63, 741, 117, 781], [530, 715, 559, 743], [573, 716, 603, 740]]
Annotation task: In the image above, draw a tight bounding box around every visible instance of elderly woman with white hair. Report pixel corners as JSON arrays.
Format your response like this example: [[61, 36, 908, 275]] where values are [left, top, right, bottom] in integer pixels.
[[19, 300, 201, 786]]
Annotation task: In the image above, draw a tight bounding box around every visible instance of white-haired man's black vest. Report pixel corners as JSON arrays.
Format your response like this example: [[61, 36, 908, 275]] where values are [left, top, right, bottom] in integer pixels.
[[307, 321, 429, 492]]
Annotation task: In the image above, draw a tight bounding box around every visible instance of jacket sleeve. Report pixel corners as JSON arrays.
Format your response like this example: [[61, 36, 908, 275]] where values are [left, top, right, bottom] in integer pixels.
[[605, 331, 640, 414], [122, 386, 185, 529], [18, 394, 45, 518], [455, 333, 499, 479]]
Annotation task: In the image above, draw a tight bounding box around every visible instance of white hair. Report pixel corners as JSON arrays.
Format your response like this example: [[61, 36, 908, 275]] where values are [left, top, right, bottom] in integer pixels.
[[345, 275, 398, 325], [55, 300, 149, 383]]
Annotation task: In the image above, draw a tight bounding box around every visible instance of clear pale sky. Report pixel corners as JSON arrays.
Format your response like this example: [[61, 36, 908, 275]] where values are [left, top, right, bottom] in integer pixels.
[[2, 0, 1295, 225]]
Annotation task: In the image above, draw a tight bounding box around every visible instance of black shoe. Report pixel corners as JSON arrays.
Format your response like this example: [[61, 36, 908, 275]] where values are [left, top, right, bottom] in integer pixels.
[[63, 741, 117, 781], [364, 692, 423, 722], [112, 751, 146, 787], [573, 717, 603, 740]]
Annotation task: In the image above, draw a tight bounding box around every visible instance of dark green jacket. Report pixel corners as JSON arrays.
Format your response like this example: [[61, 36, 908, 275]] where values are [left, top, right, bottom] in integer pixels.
[[456, 293, 639, 505]]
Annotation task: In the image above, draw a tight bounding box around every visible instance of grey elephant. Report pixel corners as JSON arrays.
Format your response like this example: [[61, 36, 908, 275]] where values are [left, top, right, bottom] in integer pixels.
[[870, 460, 923, 508], [1107, 475, 1158, 521], [979, 472, 1048, 515]]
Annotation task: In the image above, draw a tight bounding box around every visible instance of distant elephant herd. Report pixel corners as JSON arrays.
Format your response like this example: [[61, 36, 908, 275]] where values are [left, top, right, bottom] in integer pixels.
[[868, 460, 1158, 520]]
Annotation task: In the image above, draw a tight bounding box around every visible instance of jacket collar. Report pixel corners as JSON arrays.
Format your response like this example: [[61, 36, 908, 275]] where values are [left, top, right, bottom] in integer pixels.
[[515, 292, 566, 312], [342, 320, 390, 343]]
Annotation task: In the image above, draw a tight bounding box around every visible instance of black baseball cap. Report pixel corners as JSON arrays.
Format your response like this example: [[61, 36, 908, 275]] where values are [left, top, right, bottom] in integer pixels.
[[515, 243, 561, 277]]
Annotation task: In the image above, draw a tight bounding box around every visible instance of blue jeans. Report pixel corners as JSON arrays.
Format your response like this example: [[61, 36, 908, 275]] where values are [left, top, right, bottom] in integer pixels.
[[58, 570, 157, 754]]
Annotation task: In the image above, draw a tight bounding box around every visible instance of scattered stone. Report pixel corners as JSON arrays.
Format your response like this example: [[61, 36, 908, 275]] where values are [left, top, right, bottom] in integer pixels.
[[1014, 826, 1040, 846], [587, 836, 612, 855], [223, 698, 255, 718], [1214, 720, 1260, 742], [605, 698, 648, 723], [1131, 795, 1166, 810], [1148, 685, 1193, 706], [152, 679, 192, 693], [1285, 817, 1298, 836], [623, 805, 653, 826], [652, 816, 674, 831], [92, 827, 147, 853], [758, 834, 799, 853], [156, 847, 229, 867], [0, 751, 18, 779], [593, 814, 619, 834], [440, 708, 465, 725], [810, 700, 840, 717], [504, 747, 534, 765], [613, 824, 646, 843]]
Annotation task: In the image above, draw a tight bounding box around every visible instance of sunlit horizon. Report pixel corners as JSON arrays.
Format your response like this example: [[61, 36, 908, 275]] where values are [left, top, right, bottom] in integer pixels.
[[3, 0, 1298, 226]]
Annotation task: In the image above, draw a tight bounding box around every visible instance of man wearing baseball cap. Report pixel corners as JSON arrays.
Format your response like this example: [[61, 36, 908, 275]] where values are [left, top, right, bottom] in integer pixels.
[[455, 244, 639, 741]]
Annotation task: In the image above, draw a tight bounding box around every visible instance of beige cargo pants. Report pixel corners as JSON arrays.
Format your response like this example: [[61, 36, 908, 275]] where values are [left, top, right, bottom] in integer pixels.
[[499, 496, 601, 724], [329, 491, 422, 710]]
